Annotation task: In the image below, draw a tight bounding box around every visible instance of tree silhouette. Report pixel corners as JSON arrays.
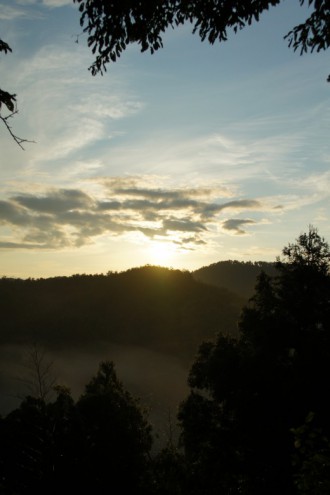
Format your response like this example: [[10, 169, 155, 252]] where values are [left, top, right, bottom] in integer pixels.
[[73, 0, 330, 79], [19, 344, 57, 401], [178, 226, 330, 494], [76, 361, 153, 493], [291, 412, 330, 495], [0, 361, 153, 495], [0, 39, 32, 149]]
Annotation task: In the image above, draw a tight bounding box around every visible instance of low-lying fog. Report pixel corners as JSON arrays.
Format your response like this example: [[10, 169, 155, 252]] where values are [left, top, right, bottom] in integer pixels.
[[0, 343, 190, 447]]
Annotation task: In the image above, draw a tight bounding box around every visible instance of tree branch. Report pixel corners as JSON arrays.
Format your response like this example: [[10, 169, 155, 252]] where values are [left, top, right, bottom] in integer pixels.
[[0, 110, 35, 150]]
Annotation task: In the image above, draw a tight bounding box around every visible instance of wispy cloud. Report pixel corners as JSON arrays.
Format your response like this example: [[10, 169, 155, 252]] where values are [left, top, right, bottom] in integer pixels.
[[0, 43, 144, 169], [0, 5, 36, 20], [41, 0, 73, 6], [16, 0, 72, 7]]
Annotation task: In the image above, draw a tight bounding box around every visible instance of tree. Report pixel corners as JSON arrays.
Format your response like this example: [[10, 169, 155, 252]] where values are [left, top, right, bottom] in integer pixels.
[[19, 343, 57, 402], [0, 39, 32, 149], [73, 0, 330, 79], [76, 361, 153, 494], [178, 226, 330, 494], [0, 361, 154, 494], [0, 387, 85, 495], [291, 412, 330, 495]]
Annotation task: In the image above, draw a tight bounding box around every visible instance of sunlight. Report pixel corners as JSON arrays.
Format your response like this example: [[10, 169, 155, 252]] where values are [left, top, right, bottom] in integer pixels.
[[147, 241, 176, 266]]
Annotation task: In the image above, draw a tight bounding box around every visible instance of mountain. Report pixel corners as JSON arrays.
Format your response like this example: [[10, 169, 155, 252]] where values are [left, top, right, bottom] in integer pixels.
[[192, 260, 278, 299], [0, 265, 244, 361], [0, 265, 245, 422], [0, 262, 279, 433]]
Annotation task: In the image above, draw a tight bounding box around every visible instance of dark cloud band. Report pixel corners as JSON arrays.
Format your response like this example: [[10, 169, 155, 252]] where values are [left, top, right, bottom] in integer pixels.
[[0, 178, 263, 250]]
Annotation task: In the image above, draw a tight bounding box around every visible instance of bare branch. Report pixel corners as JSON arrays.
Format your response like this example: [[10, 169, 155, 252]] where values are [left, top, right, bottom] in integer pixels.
[[19, 343, 57, 401], [0, 110, 35, 150], [1, 38, 34, 149]]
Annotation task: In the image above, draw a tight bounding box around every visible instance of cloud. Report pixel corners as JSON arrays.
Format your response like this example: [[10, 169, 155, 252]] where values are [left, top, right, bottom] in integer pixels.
[[0, 241, 43, 249], [13, 189, 94, 213], [0, 5, 34, 20], [0, 200, 30, 226], [222, 218, 256, 235], [0, 177, 268, 251], [2, 43, 144, 167], [17, 0, 72, 7], [41, 0, 72, 6], [199, 199, 261, 219], [1, 0, 71, 21], [162, 218, 206, 233]]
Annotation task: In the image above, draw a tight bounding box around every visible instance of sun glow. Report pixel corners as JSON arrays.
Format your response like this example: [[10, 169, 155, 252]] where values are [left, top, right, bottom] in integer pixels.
[[147, 241, 176, 266]]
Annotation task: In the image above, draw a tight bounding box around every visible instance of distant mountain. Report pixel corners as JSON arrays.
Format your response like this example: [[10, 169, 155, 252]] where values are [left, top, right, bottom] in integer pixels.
[[193, 260, 278, 299], [0, 266, 244, 363], [0, 264, 273, 433], [0, 265, 247, 422]]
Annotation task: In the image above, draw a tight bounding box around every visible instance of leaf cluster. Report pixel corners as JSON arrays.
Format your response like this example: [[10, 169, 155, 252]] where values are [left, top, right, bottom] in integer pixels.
[[0, 38, 33, 149], [285, 0, 330, 55], [73, 0, 329, 78], [178, 227, 330, 493], [0, 40, 17, 120]]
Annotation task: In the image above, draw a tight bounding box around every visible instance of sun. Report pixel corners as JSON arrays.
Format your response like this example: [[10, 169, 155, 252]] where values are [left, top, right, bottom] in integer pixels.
[[147, 241, 175, 266]]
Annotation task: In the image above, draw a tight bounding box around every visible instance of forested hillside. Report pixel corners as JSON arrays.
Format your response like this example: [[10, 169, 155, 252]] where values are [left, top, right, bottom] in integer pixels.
[[193, 260, 278, 298], [0, 266, 243, 362], [1, 227, 329, 494], [0, 265, 245, 419]]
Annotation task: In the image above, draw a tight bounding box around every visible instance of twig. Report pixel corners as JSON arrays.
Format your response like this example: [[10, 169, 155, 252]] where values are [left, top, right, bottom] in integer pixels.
[[0, 110, 35, 150]]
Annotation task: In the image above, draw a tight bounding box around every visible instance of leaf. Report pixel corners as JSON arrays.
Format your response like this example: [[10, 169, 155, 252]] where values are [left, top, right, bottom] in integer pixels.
[[0, 39, 12, 54], [0, 89, 17, 113]]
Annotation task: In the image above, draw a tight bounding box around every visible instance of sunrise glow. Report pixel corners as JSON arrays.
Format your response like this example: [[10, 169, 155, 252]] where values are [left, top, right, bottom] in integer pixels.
[[147, 241, 177, 266]]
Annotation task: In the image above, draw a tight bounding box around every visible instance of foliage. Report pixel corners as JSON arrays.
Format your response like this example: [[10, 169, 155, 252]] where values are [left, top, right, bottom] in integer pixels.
[[0, 39, 32, 149], [178, 226, 330, 493], [77, 361, 153, 493], [0, 361, 153, 494], [291, 412, 330, 495], [73, 0, 330, 78], [151, 444, 187, 495], [1, 229, 329, 493], [0, 40, 15, 113]]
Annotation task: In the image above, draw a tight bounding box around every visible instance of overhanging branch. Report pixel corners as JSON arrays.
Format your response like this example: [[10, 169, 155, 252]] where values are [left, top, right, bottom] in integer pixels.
[[0, 110, 35, 150]]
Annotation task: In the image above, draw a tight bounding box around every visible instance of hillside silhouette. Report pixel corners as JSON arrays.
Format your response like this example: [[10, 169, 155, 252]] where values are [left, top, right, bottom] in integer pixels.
[[0, 265, 244, 362], [193, 260, 278, 298], [0, 261, 277, 428], [0, 264, 246, 419], [1, 228, 329, 494]]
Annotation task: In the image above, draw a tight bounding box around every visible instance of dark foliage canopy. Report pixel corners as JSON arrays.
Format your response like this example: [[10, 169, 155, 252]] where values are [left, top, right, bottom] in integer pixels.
[[1, 229, 329, 494], [0, 39, 32, 148], [179, 227, 330, 494], [73, 0, 330, 77], [0, 361, 153, 495], [0, 40, 16, 112]]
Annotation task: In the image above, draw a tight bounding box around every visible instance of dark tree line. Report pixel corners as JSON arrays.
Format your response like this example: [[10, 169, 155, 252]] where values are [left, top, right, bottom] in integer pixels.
[[178, 226, 330, 494], [1, 226, 329, 494], [0, 362, 152, 495]]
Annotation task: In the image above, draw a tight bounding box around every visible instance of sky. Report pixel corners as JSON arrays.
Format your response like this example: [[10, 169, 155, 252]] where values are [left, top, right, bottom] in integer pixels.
[[0, 0, 329, 278]]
